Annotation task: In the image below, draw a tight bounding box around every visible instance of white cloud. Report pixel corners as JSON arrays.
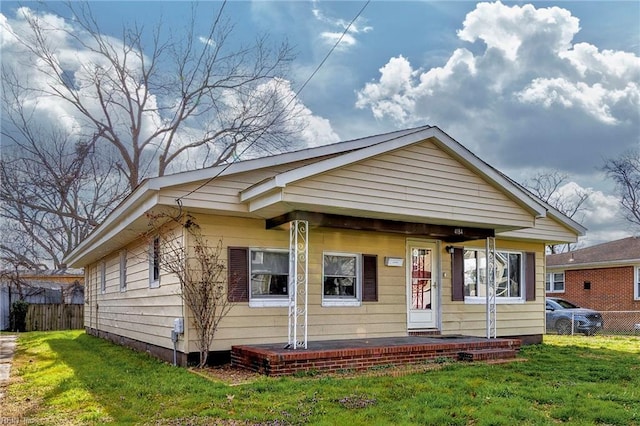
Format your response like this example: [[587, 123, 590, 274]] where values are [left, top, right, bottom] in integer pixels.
[[311, 1, 372, 50], [1, 6, 340, 174], [549, 180, 634, 247], [198, 36, 215, 47], [457, 2, 579, 61], [355, 1, 640, 176], [578, 185, 634, 247]]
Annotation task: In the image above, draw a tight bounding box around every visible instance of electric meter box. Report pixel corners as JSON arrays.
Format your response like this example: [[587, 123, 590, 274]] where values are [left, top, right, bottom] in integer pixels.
[[173, 317, 184, 334]]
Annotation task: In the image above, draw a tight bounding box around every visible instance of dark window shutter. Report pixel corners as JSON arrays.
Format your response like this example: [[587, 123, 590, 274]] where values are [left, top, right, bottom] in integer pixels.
[[228, 247, 249, 302], [451, 248, 465, 301], [525, 252, 536, 301], [362, 254, 378, 302]]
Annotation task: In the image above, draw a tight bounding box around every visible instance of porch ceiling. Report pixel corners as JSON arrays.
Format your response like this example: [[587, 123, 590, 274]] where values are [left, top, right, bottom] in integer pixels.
[[266, 210, 495, 243]]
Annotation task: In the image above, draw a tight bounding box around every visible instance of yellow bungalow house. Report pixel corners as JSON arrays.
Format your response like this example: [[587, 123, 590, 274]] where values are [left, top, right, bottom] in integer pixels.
[[64, 125, 584, 370]]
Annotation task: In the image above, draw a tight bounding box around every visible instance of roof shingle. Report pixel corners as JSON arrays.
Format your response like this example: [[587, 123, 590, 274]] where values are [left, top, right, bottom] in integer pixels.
[[547, 236, 640, 266]]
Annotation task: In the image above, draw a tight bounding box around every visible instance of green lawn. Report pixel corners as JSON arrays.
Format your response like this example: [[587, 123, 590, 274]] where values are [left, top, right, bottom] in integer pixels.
[[3, 331, 639, 425]]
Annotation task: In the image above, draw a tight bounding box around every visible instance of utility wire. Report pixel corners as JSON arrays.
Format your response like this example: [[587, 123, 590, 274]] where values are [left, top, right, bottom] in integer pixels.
[[175, 0, 371, 203]]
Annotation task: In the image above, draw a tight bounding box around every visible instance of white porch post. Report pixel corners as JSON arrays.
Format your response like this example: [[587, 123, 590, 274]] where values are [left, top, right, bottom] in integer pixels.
[[485, 236, 497, 339], [288, 220, 308, 349]]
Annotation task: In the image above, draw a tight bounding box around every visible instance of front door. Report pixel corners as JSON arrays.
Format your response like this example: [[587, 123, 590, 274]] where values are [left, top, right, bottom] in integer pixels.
[[407, 242, 438, 329]]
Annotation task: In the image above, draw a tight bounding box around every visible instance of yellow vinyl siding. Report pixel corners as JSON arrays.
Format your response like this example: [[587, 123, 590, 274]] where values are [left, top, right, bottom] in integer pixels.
[[189, 214, 545, 352], [283, 140, 534, 229], [158, 160, 325, 211], [85, 233, 185, 351], [85, 211, 547, 352], [498, 216, 579, 244]]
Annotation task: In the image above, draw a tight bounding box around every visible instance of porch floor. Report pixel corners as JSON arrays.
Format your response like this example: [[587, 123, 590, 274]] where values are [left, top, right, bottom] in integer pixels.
[[231, 335, 521, 376]]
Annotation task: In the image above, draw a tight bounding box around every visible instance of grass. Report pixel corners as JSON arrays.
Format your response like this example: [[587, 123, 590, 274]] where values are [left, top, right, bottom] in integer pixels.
[[3, 331, 639, 425]]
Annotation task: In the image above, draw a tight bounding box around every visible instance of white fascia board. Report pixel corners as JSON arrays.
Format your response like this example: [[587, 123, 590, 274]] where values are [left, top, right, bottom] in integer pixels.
[[64, 183, 159, 267], [247, 190, 284, 212], [241, 127, 440, 202], [151, 126, 433, 190]]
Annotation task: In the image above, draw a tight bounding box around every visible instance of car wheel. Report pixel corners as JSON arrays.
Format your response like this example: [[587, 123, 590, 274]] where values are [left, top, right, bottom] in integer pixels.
[[556, 319, 572, 335]]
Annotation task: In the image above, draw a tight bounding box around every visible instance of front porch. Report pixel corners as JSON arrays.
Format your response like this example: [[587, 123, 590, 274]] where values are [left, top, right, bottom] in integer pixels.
[[231, 335, 521, 376]]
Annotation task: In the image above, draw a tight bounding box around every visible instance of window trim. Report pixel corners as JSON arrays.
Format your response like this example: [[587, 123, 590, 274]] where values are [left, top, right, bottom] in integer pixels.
[[119, 249, 127, 292], [100, 260, 106, 294], [546, 271, 565, 293], [462, 248, 526, 304], [149, 236, 160, 288], [249, 248, 290, 308], [322, 251, 362, 307], [635, 265, 640, 301]]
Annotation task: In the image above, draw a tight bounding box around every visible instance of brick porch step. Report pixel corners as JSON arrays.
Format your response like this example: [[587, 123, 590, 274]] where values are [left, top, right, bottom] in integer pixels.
[[457, 348, 518, 362]]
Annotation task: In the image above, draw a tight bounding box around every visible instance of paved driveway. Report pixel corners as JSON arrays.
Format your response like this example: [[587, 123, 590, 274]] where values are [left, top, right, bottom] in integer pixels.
[[0, 334, 17, 401]]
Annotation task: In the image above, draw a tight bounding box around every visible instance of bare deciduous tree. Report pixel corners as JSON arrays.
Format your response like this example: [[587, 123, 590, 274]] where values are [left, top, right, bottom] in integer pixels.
[[1, 2, 304, 270], [521, 170, 590, 253], [603, 150, 640, 228], [146, 211, 232, 368], [1, 73, 126, 269], [7, 2, 302, 191]]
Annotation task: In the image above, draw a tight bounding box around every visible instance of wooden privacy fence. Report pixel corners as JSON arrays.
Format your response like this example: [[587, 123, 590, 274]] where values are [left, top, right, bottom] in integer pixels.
[[26, 304, 84, 331]]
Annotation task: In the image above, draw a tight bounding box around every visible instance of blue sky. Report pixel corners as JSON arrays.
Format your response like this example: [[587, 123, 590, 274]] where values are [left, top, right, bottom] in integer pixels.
[[1, 1, 639, 246]]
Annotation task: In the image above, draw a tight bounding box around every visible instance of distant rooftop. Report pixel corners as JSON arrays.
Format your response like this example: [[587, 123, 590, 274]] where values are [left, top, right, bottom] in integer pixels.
[[547, 236, 640, 267]]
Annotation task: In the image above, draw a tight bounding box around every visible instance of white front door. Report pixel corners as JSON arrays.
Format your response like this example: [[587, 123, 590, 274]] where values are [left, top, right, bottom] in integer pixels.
[[407, 242, 438, 329]]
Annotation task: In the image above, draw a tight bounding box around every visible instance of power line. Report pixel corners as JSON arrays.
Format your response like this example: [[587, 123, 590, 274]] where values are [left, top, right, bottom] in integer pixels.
[[175, 0, 371, 203]]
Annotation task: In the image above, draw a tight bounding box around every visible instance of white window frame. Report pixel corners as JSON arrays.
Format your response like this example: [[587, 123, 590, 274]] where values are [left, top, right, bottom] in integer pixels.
[[322, 252, 361, 307], [149, 236, 160, 289], [119, 250, 127, 292], [463, 248, 525, 304], [100, 260, 106, 294], [249, 248, 289, 308], [546, 271, 565, 293], [635, 266, 640, 301]]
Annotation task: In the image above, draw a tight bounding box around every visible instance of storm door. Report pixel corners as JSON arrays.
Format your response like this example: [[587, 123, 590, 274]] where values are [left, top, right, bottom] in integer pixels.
[[407, 242, 438, 329]]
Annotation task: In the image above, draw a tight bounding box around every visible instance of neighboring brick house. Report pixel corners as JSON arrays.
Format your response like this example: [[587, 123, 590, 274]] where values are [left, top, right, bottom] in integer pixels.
[[546, 236, 640, 332]]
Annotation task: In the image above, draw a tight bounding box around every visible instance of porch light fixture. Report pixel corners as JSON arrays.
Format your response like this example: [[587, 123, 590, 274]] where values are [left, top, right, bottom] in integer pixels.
[[445, 245, 455, 254]]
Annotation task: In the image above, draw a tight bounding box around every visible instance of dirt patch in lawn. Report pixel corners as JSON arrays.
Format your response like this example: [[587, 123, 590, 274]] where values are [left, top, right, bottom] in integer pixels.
[[190, 364, 263, 386], [190, 356, 527, 386]]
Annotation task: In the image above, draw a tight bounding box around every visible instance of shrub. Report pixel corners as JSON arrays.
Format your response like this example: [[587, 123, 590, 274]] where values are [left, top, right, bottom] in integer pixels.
[[10, 300, 29, 332]]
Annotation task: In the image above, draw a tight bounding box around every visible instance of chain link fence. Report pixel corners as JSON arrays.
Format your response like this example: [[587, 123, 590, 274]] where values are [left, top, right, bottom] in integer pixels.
[[546, 310, 640, 336]]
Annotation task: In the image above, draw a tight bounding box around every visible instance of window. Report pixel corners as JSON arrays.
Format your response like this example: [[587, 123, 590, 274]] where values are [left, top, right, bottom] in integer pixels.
[[463, 249, 524, 302], [227, 247, 377, 306], [546, 272, 565, 293], [249, 249, 289, 307], [100, 261, 106, 294], [635, 266, 640, 300], [120, 250, 127, 292], [323, 253, 360, 306], [149, 236, 160, 288]]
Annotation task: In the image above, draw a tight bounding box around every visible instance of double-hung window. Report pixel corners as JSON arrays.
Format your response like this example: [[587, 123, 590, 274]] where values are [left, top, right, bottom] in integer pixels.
[[249, 249, 289, 307], [546, 272, 565, 293], [100, 261, 106, 294], [149, 236, 160, 288], [635, 266, 640, 300], [323, 252, 360, 306], [120, 250, 127, 292], [463, 248, 524, 302]]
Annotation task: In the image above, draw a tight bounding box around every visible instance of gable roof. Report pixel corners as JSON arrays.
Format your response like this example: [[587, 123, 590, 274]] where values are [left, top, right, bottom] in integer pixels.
[[64, 125, 584, 267], [238, 126, 546, 219], [547, 236, 640, 269]]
